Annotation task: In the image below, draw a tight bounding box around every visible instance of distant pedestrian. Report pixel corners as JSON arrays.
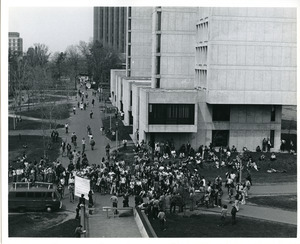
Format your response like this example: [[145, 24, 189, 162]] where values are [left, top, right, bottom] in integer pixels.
[[82, 138, 86, 154], [73, 106, 76, 115], [90, 136, 95, 150], [92, 99, 95, 107], [105, 143, 110, 158], [65, 123, 69, 133], [231, 204, 238, 225], [90, 110, 93, 119]]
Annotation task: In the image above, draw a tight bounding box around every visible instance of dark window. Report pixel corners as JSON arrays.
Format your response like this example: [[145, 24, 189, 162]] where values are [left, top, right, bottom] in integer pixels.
[[45, 192, 53, 199], [128, 19, 131, 30], [271, 106, 276, 121], [212, 130, 229, 147], [270, 130, 275, 148], [130, 90, 132, 106], [128, 33, 131, 43], [27, 192, 35, 198], [128, 58, 131, 69], [128, 7, 132, 17], [156, 56, 160, 75], [157, 12, 161, 31], [212, 105, 230, 121], [156, 78, 160, 88], [15, 192, 26, 198], [149, 104, 195, 125], [156, 34, 161, 53], [128, 46, 131, 56], [35, 192, 44, 198]]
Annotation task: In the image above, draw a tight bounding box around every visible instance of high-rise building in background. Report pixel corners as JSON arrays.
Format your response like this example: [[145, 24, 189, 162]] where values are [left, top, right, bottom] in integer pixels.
[[9, 32, 23, 55], [93, 7, 127, 53], [110, 7, 297, 151]]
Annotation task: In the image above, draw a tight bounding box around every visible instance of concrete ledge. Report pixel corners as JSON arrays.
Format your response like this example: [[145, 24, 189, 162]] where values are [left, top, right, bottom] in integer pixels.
[[134, 207, 157, 238]]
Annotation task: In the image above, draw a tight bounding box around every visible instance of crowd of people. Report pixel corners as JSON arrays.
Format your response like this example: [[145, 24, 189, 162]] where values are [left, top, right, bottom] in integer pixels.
[[9, 84, 295, 230]]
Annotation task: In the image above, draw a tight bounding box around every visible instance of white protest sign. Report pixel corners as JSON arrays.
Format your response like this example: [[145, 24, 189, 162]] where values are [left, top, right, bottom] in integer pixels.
[[75, 175, 90, 200]]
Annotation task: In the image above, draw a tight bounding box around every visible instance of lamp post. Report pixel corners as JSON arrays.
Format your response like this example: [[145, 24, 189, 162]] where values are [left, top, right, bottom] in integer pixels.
[[116, 121, 119, 149]]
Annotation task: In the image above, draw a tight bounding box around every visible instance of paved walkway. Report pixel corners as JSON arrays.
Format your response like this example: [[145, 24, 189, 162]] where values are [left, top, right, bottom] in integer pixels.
[[198, 182, 297, 225]]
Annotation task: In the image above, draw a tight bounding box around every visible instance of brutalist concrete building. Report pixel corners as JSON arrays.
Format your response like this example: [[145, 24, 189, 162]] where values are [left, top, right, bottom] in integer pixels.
[[110, 7, 297, 151]]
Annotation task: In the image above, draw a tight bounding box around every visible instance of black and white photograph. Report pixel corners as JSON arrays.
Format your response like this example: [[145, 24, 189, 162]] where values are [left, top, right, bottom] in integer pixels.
[[1, 0, 299, 242]]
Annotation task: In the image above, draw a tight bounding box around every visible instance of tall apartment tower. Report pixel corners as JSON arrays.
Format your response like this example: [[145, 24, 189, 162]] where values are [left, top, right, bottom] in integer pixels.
[[8, 32, 23, 55], [93, 7, 127, 53]]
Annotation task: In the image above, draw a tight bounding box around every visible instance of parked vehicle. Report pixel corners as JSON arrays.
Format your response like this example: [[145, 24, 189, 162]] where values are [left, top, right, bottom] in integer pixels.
[[9, 182, 62, 212]]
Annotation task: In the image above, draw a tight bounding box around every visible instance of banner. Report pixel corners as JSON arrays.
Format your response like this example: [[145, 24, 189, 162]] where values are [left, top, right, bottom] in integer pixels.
[[75, 176, 90, 200]]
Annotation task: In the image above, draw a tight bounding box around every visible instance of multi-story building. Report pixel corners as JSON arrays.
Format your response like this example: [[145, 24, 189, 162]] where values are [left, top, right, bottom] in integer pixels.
[[8, 32, 23, 55], [94, 7, 127, 53], [111, 7, 297, 151]]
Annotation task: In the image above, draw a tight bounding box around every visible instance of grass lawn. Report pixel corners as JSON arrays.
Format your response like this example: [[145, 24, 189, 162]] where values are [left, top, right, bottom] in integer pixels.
[[9, 213, 79, 237], [16, 103, 72, 120], [8, 117, 64, 130], [247, 195, 297, 211], [150, 213, 297, 237], [9, 135, 62, 169], [102, 115, 132, 141]]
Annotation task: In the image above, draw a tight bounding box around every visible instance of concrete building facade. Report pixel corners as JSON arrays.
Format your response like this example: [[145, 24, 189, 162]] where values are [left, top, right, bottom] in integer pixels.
[[111, 7, 297, 151], [94, 7, 127, 53], [8, 32, 23, 55]]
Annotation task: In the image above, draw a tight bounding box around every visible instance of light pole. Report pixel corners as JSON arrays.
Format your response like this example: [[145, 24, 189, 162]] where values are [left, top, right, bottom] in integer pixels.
[[116, 121, 118, 149]]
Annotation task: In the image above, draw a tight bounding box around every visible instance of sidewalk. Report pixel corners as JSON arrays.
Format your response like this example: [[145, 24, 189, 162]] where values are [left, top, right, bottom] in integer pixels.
[[201, 182, 297, 225], [86, 194, 141, 237]]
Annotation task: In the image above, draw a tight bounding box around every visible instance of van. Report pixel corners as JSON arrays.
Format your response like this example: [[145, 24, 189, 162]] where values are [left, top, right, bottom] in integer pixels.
[[9, 182, 62, 212]]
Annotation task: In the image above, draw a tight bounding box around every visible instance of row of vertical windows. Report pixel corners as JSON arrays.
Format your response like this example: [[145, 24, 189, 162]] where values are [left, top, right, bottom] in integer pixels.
[[195, 69, 207, 86], [149, 104, 195, 125], [196, 21, 209, 43], [196, 46, 208, 65]]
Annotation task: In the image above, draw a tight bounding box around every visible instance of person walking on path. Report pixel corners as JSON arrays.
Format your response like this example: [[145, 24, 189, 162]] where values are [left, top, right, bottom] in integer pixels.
[[90, 136, 95, 150], [110, 193, 118, 215], [82, 138, 86, 154], [90, 110, 94, 119], [65, 123, 69, 134], [73, 106, 76, 115], [92, 98, 95, 107]]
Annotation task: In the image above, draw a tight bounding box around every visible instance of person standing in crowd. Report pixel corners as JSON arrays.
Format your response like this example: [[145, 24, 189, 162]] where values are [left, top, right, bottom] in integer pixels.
[[68, 176, 75, 203], [158, 209, 167, 231], [110, 193, 118, 215], [220, 204, 228, 226], [105, 143, 110, 158], [231, 204, 238, 225]]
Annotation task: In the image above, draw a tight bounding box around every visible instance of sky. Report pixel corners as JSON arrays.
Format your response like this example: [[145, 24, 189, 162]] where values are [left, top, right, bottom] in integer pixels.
[[9, 7, 93, 54]]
